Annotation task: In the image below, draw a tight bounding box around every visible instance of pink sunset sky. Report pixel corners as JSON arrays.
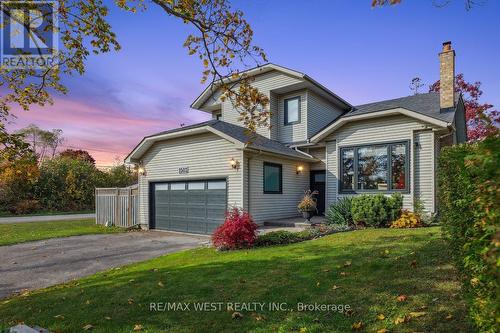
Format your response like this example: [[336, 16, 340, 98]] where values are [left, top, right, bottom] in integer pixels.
[[5, 0, 499, 166]]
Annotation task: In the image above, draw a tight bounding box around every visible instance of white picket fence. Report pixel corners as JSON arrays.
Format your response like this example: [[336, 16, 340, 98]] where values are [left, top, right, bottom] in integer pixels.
[[95, 185, 139, 228]]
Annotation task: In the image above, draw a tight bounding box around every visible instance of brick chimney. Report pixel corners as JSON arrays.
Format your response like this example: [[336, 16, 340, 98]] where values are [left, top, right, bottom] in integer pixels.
[[439, 41, 455, 110]]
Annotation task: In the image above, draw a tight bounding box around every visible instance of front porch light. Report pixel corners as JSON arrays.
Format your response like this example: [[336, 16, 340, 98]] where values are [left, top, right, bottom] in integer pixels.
[[137, 164, 146, 175], [296, 165, 304, 175], [230, 158, 240, 170]]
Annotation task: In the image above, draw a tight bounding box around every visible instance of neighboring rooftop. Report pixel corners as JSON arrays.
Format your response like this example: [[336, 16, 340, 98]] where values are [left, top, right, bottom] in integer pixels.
[[346, 92, 458, 123]]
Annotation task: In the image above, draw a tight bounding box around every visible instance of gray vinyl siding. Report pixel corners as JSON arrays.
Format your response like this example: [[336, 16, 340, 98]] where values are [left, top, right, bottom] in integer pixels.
[[324, 114, 439, 213], [308, 147, 326, 170], [138, 133, 243, 228], [208, 70, 304, 139], [278, 90, 308, 143], [307, 91, 344, 138], [414, 130, 435, 214], [245, 153, 309, 224]]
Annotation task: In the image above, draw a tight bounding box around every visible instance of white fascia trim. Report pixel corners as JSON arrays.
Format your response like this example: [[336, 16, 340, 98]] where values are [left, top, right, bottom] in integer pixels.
[[125, 126, 244, 163], [243, 147, 318, 162], [191, 64, 305, 110], [311, 108, 450, 143]]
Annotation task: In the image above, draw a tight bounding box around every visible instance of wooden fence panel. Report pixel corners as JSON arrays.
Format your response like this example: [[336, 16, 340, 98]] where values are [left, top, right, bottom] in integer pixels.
[[95, 185, 138, 227]]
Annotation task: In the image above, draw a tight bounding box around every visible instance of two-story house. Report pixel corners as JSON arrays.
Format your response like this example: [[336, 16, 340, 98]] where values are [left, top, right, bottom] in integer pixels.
[[125, 42, 466, 234]]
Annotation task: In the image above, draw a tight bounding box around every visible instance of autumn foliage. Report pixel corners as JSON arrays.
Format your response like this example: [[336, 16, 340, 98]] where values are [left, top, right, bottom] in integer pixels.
[[430, 74, 499, 141], [212, 208, 258, 250]]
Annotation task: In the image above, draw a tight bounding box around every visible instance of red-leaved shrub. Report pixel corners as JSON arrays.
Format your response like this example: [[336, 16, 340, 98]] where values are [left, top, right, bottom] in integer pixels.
[[212, 208, 258, 250]]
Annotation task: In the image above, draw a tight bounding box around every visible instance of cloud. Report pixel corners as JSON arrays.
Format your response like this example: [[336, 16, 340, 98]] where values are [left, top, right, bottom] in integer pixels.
[[6, 95, 210, 166]]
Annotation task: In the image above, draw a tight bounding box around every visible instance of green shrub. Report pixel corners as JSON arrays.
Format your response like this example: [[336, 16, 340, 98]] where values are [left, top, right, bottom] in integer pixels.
[[438, 137, 499, 332], [351, 193, 403, 227], [254, 230, 303, 247], [326, 197, 353, 227]]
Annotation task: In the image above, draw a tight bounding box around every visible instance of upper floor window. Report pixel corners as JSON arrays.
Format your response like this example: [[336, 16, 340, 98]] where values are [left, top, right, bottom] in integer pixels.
[[263, 162, 282, 194], [340, 141, 409, 193], [284, 96, 300, 125]]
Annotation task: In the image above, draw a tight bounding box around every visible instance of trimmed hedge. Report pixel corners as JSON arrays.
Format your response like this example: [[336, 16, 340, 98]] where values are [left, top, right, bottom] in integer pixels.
[[438, 137, 499, 333]]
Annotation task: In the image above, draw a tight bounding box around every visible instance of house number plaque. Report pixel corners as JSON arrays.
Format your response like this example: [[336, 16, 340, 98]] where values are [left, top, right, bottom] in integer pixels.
[[178, 167, 189, 174]]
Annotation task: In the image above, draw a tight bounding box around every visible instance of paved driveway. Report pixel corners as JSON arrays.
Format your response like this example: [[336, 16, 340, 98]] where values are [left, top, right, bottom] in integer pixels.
[[0, 231, 208, 299]]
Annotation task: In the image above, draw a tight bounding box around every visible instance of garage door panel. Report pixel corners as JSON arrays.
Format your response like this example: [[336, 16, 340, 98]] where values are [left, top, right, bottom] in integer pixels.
[[188, 191, 205, 204], [151, 179, 227, 234]]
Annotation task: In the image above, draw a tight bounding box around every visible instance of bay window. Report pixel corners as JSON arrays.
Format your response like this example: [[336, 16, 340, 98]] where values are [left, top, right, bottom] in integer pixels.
[[340, 141, 409, 193]]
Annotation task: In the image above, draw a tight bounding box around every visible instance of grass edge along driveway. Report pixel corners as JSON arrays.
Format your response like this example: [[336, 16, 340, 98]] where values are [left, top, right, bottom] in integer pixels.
[[0, 219, 124, 246], [0, 227, 472, 332]]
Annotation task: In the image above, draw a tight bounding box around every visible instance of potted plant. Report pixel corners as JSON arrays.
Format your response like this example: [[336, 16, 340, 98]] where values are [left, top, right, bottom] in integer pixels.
[[297, 190, 318, 223]]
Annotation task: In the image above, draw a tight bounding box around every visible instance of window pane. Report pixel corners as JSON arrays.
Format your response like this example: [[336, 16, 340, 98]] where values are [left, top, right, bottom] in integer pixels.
[[285, 98, 299, 123], [207, 180, 226, 190], [188, 182, 205, 190], [314, 173, 325, 182], [341, 149, 354, 190], [155, 184, 168, 191], [264, 164, 281, 193], [391, 143, 407, 190], [357, 146, 388, 190], [170, 183, 186, 190]]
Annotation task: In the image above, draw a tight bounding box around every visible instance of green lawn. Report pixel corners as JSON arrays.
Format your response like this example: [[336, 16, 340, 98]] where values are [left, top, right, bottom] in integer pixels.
[[0, 227, 472, 332], [0, 219, 124, 246]]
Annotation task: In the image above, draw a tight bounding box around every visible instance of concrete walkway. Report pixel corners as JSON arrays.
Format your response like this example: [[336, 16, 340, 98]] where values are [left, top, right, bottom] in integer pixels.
[[0, 231, 208, 299], [0, 213, 95, 224]]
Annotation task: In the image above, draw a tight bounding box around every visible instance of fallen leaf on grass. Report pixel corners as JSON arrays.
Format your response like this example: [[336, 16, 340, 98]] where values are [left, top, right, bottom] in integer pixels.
[[410, 260, 417, 268], [53, 314, 64, 319], [133, 324, 143, 331], [127, 298, 134, 304], [316, 282, 320, 287], [85, 300, 91, 305], [232, 311, 243, 319], [158, 281, 164, 288], [409, 311, 427, 318], [394, 315, 410, 325], [322, 268, 331, 272], [396, 294, 408, 302], [344, 308, 354, 317], [299, 328, 308, 333], [377, 329, 390, 333], [351, 321, 364, 330], [129, 279, 135, 283], [82, 324, 93, 330], [446, 314, 453, 320], [332, 285, 341, 290], [340, 272, 348, 276], [377, 313, 385, 320], [104, 316, 111, 320], [344, 260, 352, 267]]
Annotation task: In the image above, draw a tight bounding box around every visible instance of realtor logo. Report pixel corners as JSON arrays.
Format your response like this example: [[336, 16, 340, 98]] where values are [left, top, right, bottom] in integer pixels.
[[1, 0, 58, 69]]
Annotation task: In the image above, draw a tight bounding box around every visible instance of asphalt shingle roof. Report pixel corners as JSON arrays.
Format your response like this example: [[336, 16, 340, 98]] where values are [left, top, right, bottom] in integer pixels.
[[346, 92, 457, 123], [149, 120, 312, 160]]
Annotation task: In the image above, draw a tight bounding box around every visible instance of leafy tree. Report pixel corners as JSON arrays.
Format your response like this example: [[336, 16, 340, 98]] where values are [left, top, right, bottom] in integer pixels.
[[0, 0, 268, 133], [0, 124, 32, 162], [0, 152, 39, 213], [429, 74, 499, 141], [36, 157, 101, 211], [105, 164, 138, 188], [60, 149, 96, 165], [17, 124, 64, 162]]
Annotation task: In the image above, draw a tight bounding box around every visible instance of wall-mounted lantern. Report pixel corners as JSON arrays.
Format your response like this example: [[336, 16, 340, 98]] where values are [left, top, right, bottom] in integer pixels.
[[230, 158, 240, 170], [137, 163, 146, 176], [296, 165, 304, 175]]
